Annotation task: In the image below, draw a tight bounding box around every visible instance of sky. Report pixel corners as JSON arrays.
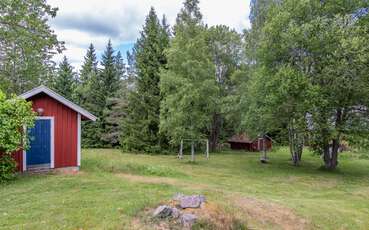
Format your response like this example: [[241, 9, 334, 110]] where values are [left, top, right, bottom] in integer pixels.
[[48, 0, 251, 70]]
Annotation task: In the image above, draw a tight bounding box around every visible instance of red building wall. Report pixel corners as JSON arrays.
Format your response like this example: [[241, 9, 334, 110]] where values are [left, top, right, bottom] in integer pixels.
[[12, 93, 78, 171]]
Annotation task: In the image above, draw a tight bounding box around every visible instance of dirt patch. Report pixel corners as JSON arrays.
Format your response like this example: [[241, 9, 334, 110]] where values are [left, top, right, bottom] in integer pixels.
[[119, 174, 309, 229], [130, 199, 246, 230], [232, 196, 309, 230]]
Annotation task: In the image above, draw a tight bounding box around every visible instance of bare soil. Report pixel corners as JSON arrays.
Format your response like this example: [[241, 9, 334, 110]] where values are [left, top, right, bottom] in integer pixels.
[[232, 196, 309, 230]]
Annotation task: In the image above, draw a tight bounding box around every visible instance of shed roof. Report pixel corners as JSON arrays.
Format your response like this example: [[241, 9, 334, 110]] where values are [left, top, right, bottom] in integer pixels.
[[20, 85, 97, 121], [228, 133, 254, 143]]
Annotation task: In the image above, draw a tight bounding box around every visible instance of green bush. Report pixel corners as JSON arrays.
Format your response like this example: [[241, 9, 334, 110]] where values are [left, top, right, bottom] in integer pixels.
[[0, 90, 35, 181], [0, 154, 17, 183]]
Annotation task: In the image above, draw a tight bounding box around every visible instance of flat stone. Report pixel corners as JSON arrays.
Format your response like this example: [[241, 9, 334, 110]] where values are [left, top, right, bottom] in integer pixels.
[[153, 205, 172, 218], [181, 213, 197, 228], [180, 195, 206, 209]]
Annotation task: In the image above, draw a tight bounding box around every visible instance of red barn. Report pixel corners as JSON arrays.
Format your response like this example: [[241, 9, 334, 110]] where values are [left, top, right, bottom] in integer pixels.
[[228, 134, 272, 152], [12, 85, 96, 173]]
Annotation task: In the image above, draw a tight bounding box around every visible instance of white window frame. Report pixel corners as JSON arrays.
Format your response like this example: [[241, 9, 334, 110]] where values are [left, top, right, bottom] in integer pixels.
[[23, 116, 55, 170]]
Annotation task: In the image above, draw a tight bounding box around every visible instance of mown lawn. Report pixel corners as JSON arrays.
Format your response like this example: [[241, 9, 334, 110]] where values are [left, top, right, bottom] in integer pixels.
[[1, 147, 369, 229]]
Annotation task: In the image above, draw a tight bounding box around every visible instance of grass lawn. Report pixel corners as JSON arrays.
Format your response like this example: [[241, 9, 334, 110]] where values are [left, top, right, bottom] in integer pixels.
[[1, 147, 369, 229]]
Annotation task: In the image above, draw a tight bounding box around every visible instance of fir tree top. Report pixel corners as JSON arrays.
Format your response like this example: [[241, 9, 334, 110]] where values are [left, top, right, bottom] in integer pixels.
[[54, 56, 75, 100], [80, 43, 98, 84], [101, 40, 119, 97]]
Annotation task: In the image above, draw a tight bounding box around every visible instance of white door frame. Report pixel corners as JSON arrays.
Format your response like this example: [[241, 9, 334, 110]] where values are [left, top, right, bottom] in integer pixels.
[[23, 116, 55, 171]]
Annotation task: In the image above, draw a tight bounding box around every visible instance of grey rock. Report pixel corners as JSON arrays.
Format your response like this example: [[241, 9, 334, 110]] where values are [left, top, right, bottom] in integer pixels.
[[172, 193, 185, 201], [181, 213, 197, 228], [153, 205, 172, 218], [180, 195, 206, 209], [199, 195, 206, 203], [171, 207, 181, 219]]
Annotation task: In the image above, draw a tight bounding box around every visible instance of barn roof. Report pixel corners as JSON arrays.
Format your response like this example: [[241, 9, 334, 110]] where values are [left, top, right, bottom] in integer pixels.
[[20, 85, 97, 121]]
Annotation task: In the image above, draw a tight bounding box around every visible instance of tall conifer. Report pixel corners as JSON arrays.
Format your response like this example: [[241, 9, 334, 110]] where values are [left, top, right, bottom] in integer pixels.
[[54, 56, 75, 100], [75, 44, 101, 147], [121, 7, 170, 152], [102, 51, 126, 146], [80, 43, 98, 85]]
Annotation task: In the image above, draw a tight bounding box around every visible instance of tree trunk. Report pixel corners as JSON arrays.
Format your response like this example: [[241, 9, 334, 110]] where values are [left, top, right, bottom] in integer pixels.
[[323, 108, 343, 170], [191, 141, 195, 162], [288, 119, 304, 166], [323, 138, 339, 170], [209, 113, 221, 152], [263, 137, 267, 159]]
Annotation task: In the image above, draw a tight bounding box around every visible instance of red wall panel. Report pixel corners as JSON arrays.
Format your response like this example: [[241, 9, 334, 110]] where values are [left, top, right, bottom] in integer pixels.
[[27, 93, 78, 168]]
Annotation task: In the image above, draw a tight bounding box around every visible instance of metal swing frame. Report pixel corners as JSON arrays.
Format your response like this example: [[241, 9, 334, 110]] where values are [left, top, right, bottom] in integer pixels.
[[178, 139, 209, 161]]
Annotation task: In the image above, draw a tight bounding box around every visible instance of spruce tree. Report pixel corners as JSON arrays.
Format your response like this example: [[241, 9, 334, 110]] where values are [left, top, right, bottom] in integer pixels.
[[121, 7, 170, 152], [115, 51, 125, 80], [100, 40, 119, 98], [101, 51, 126, 146], [54, 56, 75, 100], [125, 50, 136, 88], [74, 43, 98, 105], [77, 44, 102, 147], [83, 69, 105, 147], [98, 40, 121, 147], [80, 43, 98, 85]]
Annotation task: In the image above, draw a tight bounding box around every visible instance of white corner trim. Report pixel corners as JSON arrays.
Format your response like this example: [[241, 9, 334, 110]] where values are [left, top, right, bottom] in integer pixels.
[[50, 117, 55, 169], [20, 85, 97, 121], [77, 113, 81, 167], [22, 150, 26, 172]]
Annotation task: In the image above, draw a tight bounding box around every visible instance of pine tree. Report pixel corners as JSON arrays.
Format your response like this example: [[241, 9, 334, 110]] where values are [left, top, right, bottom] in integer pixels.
[[54, 56, 75, 100], [160, 0, 218, 148], [121, 7, 170, 153]]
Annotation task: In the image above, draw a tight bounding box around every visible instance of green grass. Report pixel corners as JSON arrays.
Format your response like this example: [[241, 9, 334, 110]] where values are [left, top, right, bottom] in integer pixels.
[[1, 147, 369, 229]]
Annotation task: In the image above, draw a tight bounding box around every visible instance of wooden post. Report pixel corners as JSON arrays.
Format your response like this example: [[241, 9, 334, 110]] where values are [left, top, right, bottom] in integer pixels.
[[263, 136, 267, 159], [179, 139, 183, 159], [206, 139, 209, 160], [191, 141, 195, 162]]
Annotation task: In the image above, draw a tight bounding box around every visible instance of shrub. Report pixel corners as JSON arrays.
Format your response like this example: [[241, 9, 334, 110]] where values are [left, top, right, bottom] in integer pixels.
[[0, 90, 35, 181], [0, 154, 17, 183]]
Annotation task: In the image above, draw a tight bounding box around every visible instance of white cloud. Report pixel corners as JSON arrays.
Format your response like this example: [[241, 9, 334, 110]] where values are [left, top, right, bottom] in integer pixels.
[[48, 0, 251, 70]]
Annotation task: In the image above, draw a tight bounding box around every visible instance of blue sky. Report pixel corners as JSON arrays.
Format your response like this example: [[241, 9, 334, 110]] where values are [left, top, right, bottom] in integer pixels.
[[48, 0, 251, 70]]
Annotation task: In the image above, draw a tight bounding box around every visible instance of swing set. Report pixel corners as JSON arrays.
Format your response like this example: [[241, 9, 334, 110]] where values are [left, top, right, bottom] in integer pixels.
[[178, 139, 209, 161]]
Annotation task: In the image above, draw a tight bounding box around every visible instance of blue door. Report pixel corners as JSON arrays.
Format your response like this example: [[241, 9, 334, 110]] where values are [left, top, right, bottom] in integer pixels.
[[27, 119, 51, 166]]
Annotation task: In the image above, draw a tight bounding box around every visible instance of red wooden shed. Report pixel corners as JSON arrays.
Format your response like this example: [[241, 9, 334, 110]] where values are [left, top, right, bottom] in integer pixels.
[[228, 133, 272, 152], [12, 85, 96, 173]]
